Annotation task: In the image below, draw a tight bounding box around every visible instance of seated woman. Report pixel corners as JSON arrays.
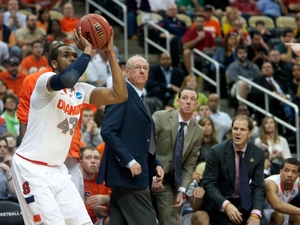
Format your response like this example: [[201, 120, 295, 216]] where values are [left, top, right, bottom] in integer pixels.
[[254, 116, 292, 167]]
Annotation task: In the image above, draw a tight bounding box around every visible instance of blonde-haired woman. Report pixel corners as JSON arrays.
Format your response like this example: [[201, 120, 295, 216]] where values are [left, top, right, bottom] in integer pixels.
[[254, 116, 292, 166], [173, 74, 207, 110], [222, 6, 248, 36]]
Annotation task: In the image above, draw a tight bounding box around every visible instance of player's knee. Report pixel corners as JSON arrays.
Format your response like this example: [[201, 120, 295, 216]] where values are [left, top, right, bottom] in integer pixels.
[[191, 210, 210, 225], [270, 211, 285, 225], [289, 214, 300, 225]]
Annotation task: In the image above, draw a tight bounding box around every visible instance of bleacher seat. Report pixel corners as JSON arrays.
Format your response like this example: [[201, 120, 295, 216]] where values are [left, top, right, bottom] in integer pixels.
[[176, 13, 192, 28], [276, 16, 296, 28], [0, 200, 24, 225], [220, 15, 247, 27], [136, 12, 162, 27], [49, 10, 63, 20], [18, 9, 30, 16], [248, 15, 275, 28]]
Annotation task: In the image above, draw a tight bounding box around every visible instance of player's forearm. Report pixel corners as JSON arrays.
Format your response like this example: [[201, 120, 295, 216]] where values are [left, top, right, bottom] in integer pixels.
[[106, 50, 128, 102]]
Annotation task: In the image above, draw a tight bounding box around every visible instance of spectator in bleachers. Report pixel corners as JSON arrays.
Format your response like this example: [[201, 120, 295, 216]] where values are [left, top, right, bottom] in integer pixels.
[[0, 10, 21, 58], [227, 18, 250, 46], [262, 144, 280, 178], [0, 56, 26, 97], [294, 15, 300, 39], [204, 0, 230, 21], [60, 2, 79, 44], [182, 15, 216, 74], [256, 0, 288, 21], [274, 29, 297, 65], [81, 107, 103, 148], [202, 4, 222, 38], [212, 31, 238, 75], [47, 19, 67, 43], [149, 0, 175, 17], [20, 40, 47, 75], [207, 93, 232, 143], [0, 137, 16, 200], [86, 49, 111, 87], [15, 13, 47, 59], [284, 0, 300, 15], [247, 30, 269, 68], [125, 0, 151, 40], [227, 45, 261, 100], [80, 146, 110, 225], [250, 62, 290, 126], [146, 52, 185, 106], [268, 49, 292, 86], [173, 74, 208, 110], [157, 3, 188, 68], [222, 6, 247, 35], [230, 0, 260, 21], [196, 117, 218, 164], [177, 0, 204, 18], [0, 0, 9, 9], [289, 63, 300, 98], [4, 0, 26, 33], [37, 8, 50, 32], [1, 93, 19, 137], [255, 20, 274, 44], [2, 132, 17, 158], [195, 102, 211, 122], [21, 0, 61, 13], [0, 41, 9, 66], [0, 79, 12, 115], [254, 116, 292, 167]]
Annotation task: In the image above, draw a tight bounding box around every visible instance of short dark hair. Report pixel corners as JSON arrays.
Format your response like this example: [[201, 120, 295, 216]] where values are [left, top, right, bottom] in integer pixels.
[[281, 158, 300, 171], [31, 40, 44, 48], [49, 44, 70, 65], [79, 146, 99, 160], [178, 88, 198, 99], [194, 14, 205, 21], [250, 30, 261, 39], [282, 28, 294, 37], [235, 45, 247, 55], [255, 20, 265, 26], [231, 115, 254, 131]]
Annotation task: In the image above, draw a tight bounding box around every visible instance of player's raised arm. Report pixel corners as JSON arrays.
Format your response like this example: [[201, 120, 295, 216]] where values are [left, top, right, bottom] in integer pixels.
[[89, 27, 128, 106]]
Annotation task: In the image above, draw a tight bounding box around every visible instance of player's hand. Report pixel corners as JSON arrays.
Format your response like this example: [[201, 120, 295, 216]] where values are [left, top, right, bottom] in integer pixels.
[[225, 203, 243, 224], [151, 177, 165, 192], [86, 195, 109, 206], [0, 163, 10, 179], [247, 215, 260, 225], [171, 192, 184, 209], [73, 26, 93, 54], [129, 162, 141, 177], [101, 27, 114, 53], [192, 186, 205, 198], [93, 205, 109, 217]]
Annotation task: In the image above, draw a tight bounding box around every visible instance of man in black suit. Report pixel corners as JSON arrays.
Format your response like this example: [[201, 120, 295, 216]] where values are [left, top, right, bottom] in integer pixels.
[[97, 55, 164, 225], [146, 52, 185, 106], [203, 115, 267, 225], [250, 61, 290, 126]]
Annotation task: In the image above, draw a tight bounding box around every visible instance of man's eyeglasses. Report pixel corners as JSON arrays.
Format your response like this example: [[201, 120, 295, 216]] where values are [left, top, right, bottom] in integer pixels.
[[127, 65, 149, 71]]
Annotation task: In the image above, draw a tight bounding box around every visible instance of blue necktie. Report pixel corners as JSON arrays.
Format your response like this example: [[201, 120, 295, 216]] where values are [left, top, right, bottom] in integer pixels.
[[174, 122, 186, 185], [237, 151, 252, 211], [141, 94, 156, 155]]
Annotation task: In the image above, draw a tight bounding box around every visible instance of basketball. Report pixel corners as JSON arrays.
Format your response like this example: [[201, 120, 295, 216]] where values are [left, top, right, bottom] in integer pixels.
[[75, 14, 111, 49]]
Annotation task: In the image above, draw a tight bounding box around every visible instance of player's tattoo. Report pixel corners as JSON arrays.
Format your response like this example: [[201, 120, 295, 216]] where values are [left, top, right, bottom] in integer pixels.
[[57, 117, 79, 135]]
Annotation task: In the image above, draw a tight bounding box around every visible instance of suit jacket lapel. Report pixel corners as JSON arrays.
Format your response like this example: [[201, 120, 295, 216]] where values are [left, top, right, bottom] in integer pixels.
[[225, 140, 236, 188], [127, 83, 149, 118], [170, 111, 178, 150]]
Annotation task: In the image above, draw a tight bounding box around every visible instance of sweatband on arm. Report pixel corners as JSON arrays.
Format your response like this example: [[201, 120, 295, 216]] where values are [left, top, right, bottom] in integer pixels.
[[50, 53, 91, 91]]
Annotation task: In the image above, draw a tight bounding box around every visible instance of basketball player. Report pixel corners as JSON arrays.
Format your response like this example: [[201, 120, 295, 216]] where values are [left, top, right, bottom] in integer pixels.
[[11, 27, 127, 225], [264, 158, 300, 225]]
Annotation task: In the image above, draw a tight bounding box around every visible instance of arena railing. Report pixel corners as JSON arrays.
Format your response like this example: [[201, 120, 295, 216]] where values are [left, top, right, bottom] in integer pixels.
[[144, 21, 171, 60], [236, 75, 300, 159], [191, 49, 221, 101], [85, 0, 128, 60]]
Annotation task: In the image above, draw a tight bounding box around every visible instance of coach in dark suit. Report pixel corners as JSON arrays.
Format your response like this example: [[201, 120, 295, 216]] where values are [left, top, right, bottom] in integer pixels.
[[97, 55, 164, 225], [146, 52, 185, 106], [203, 115, 267, 225]]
